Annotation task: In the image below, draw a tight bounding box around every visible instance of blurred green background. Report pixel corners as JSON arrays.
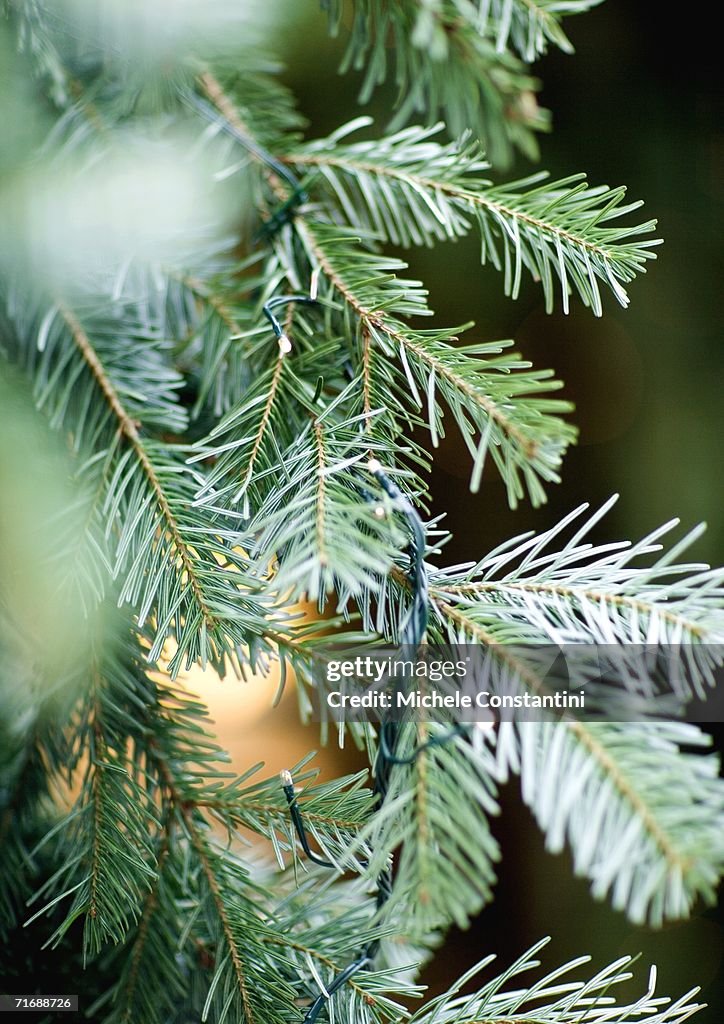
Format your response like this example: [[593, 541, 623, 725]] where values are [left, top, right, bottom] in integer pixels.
[[271, 0, 724, 1016]]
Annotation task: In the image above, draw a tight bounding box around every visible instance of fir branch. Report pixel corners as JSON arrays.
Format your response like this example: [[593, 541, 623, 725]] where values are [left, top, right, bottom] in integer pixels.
[[57, 304, 217, 640], [407, 939, 704, 1023], [193, 66, 577, 504], [115, 831, 171, 1023], [187, 262, 365, 518], [146, 694, 305, 1024], [369, 503, 724, 927], [78, 647, 301, 1024], [313, 419, 330, 568], [287, 123, 659, 313], [140, 670, 412, 1020], [188, 344, 307, 515], [179, 756, 374, 870], [25, 664, 158, 959], [5, 292, 280, 674], [477, 0, 604, 61], [100, 831, 192, 1024], [4, 6, 723, 1020], [175, 272, 244, 338], [270, 874, 423, 1021], [196, 65, 306, 152], [250, 405, 404, 602], [264, 931, 389, 1014], [153, 249, 280, 421], [499, 719, 724, 926], [246, 354, 284, 485], [362, 723, 501, 935], [388, 332, 576, 503], [187, 284, 350, 520], [322, 0, 549, 166], [295, 219, 575, 504], [183, 814, 258, 1023], [428, 499, 724, 680], [161, 266, 256, 417], [361, 324, 374, 427]]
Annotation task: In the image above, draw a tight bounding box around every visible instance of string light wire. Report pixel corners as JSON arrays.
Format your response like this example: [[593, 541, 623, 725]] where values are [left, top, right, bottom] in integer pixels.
[[281, 462, 466, 1021]]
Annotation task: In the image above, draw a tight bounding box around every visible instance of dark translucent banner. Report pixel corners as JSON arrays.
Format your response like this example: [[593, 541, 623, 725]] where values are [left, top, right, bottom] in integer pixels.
[[304, 644, 724, 724]]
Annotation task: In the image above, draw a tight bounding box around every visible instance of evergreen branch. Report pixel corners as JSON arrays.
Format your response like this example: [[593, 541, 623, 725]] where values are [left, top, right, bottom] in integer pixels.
[[176, 273, 243, 337], [196, 65, 306, 153], [147, 718, 304, 1024], [160, 264, 263, 417], [26, 663, 158, 959], [439, 580, 708, 636], [499, 719, 724, 926], [324, 523, 724, 934], [477, 0, 604, 61], [187, 264, 366, 520], [246, 355, 284, 487], [158, 266, 257, 418], [270, 875, 423, 1021], [5, 7, 722, 1020], [120, 850, 167, 1014], [141, 669, 412, 1020], [183, 811, 258, 1023], [421, 587, 724, 925], [321, 0, 549, 166], [58, 304, 217, 640], [374, 504, 724, 925], [296, 220, 575, 504], [427, 499, 724, 680], [79, 645, 375, 1022], [186, 759, 374, 869], [354, 323, 432, 478], [264, 932, 389, 1012], [4, 292, 281, 674], [250, 406, 404, 602], [386, 332, 576, 503], [288, 124, 659, 313], [407, 940, 703, 1023], [99, 842, 202, 1024], [192, 65, 576, 503], [198, 70, 265, 163], [58, 304, 148, 447], [293, 217, 431, 320], [362, 723, 501, 935], [362, 325, 374, 427], [190, 349, 291, 514], [313, 419, 329, 569]]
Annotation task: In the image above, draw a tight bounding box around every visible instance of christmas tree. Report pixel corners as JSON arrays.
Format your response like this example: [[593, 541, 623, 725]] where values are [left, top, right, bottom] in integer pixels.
[[1, 2, 723, 1021]]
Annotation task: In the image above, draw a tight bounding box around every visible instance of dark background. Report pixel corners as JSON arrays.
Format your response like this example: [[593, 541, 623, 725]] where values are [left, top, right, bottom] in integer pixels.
[[275, 1, 724, 1016]]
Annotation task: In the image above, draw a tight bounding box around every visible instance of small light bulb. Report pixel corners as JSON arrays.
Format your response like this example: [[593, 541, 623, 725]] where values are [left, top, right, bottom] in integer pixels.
[[367, 458, 382, 474], [374, 505, 386, 519], [280, 769, 294, 787], [278, 334, 292, 355]]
